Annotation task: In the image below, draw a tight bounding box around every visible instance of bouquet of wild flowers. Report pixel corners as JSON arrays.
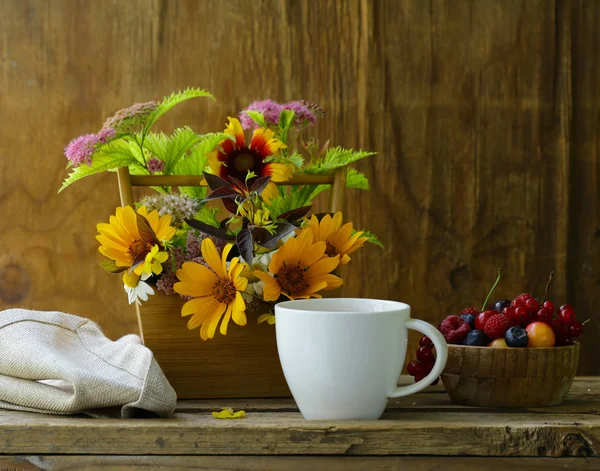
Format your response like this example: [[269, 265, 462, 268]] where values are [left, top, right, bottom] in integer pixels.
[[61, 89, 380, 340]]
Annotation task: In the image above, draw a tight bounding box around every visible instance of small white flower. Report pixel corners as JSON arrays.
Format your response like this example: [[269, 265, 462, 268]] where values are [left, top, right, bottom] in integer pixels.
[[123, 272, 154, 305]]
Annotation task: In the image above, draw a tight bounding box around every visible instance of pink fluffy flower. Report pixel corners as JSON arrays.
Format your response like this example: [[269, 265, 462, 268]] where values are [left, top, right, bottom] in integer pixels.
[[64, 127, 116, 167], [147, 157, 165, 174], [103, 100, 158, 133], [283, 100, 318, 128], [239, 99, 283, 130]]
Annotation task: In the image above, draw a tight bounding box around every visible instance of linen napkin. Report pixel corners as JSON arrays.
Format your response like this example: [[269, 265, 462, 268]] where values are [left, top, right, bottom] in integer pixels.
[[0, 308, 177, 418]]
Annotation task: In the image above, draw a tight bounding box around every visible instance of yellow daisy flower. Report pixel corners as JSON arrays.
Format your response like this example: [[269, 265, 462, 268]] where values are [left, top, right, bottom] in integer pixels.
[[254, 229, 342, 301], [298, 212, 368, 266], [142, 245, 169, 275], [174, 239, 248, 340], [96, 206, 176, 273]]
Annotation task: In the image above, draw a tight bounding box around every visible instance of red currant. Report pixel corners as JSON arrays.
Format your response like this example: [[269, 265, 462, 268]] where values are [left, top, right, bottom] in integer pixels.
[[419, 336, 433, 348], [560, 308, 576, 325], [536, 308, 553, 324], [414, 375, 425, 382], [552, 319, 567, 334], [562, 336, 575, 346], [514, 307, 529, 324], [512, 298, 525, 308], [559, 304, 573, 312], [421, 361, 433, 375], [417, 347, 435, 365], [431, 377, 440, 386], [407, 361, 424, 377], [570, 322, 583, 338], [543, 301, 555, 312], [526, 298, 540, 311]]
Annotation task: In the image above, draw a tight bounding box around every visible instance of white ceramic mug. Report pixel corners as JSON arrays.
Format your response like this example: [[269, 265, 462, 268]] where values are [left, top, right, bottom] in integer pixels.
[[275, 298, 448, 420]]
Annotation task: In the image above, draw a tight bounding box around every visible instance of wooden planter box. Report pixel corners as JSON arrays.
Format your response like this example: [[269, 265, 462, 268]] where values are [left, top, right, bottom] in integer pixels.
[[136, 290, 290, 399]]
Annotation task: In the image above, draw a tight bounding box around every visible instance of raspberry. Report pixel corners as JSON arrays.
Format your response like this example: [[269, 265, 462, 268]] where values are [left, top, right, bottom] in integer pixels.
[[484, 314, 515, 340], [439, 315, 471, 344], [461, 307, 480, 316]]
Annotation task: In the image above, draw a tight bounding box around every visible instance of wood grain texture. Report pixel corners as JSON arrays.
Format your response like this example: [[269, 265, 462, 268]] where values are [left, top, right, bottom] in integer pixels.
[[137, 290, 290, 398], [0, 377, 599, 457], [442, 343, 579, 407], [1, 456, 599, 471], [0, 0, 598, 373]]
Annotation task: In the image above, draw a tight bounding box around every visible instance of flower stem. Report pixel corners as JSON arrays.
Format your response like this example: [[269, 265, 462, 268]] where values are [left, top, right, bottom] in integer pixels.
[[481, 269, 502, 312]]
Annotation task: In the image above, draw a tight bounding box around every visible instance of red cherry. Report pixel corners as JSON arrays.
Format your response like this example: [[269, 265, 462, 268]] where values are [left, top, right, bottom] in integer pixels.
[[526, 298, 540, 311], [407, 361, 424, 377], [543, 301, 555, 312], [570, 322, 583, 338], [431, 377, 440, 386], [421, 361, 433, 375], [414, 376, 425, 382], [417, 347, 435, 365], [562, 336, 575, 346], [512, 298, 525, 308], [475, 311, 496, 330], [419, 336, 433, 348], [560, 308, 576, 325], [559, 304, 573, 312]]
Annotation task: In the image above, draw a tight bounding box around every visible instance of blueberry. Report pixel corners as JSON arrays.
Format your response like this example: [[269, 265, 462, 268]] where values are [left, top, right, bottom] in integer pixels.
[[460, 314, 476, 329], [505, 326, 528, 348], [463, 329, 489, 346], [493, 299, 512, 313]]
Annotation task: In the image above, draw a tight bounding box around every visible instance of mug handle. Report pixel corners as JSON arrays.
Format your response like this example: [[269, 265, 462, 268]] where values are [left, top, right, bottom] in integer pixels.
[[388, 318, 448, 398]]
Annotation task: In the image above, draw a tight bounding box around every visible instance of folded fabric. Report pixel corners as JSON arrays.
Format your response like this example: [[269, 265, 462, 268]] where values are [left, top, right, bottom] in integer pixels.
[[0, 308, 177, 418]]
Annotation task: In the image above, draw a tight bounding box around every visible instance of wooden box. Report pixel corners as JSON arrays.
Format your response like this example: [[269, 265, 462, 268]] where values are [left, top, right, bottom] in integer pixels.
[[136, 291, 289, 398], [441, 343, 580, 408]]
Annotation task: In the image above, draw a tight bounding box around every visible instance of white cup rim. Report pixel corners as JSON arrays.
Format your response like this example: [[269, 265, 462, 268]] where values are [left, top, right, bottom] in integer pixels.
[[275, 298, 410, 315]]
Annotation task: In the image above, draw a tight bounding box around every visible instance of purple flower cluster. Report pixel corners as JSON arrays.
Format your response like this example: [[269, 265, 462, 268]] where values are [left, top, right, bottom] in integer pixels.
[[147, 157, 165, 174], [64, 127, 116, 167], [239, 99, 324, 131], [103, 100, 158, 133]]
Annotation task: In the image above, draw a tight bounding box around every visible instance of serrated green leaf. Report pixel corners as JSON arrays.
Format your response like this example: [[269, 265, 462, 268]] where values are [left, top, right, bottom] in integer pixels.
[[193, 206, 221, 227], [174, 132, 232, 198], [282, 153, 304, 169], [304, 146, 376, 174], [243, 110, 267, 128], [150, 127, 202, 173], [144, 88, 214, 132], [358, 230, 384, 248], [346, 168, 369, 190], [58, 140, 139, 192]]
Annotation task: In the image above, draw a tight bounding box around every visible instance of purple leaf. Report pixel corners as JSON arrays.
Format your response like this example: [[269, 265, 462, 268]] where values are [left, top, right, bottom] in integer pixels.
[[203, 172, 231, 191], [203, 186, 239, 202], [278, 205, 312, 222], [250, 176, 272, 194], [237, 228, 254, 264], [228, 176, 247, 192], [136, 212, 159, 245], [185, 219, 235, 241], [258, 223, 297, 249]]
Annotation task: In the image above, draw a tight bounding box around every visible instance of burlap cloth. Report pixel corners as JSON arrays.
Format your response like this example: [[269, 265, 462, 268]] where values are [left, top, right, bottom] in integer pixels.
[[0, 309, 177, 418]]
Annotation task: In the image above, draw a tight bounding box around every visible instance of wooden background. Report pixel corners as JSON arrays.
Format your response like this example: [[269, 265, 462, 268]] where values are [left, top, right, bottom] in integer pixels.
[[0, 0, 598, 374]]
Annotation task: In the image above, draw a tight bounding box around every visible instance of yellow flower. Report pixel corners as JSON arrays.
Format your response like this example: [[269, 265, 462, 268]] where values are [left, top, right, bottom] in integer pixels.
[[174, 239, 248, 340], [254, 229, 342, 301], [96, 206, 176, 273], [257, 313, 276, 325], [208, 117, 293, 200], [212, 408, 246, 419], [298, 212, 368, 266], [142, 245, 169, 275]]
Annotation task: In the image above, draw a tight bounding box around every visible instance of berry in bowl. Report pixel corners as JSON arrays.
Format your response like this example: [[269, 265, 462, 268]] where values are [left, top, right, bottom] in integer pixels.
[[409, 271, 584, 408]]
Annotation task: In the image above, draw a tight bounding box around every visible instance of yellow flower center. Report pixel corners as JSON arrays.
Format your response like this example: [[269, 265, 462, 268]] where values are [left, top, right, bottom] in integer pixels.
[[123, 271, 140, 288], [277, 265, 306, 296], [213, 279, 236, 304], [325, 243, 339, 257], [129, 239, 153, 256]]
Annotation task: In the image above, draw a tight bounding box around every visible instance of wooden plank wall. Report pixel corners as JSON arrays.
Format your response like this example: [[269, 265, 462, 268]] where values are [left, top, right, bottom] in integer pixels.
[[0, 0, 598, 374]]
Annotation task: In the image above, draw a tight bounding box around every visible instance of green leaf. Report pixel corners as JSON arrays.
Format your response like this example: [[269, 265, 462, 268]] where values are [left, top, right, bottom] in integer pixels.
[[153, 127, 202, 173], [144, 88, 214, 132], [281, 152, 304, 169], [304, 146, 376, 174], [358, 230, 384, 248], [59, 140, 139, 192], [193, 206, 221, 227], [279, 109, 295, 130], [174, 132, 233, 198], [98, 259, 127, 274], [346, 168, 370, 190], [243, 110, 267, 128]]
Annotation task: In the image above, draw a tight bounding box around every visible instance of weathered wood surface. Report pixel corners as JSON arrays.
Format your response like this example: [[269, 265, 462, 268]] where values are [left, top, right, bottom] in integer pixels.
[[0, 378, 598, 458], [1, 456, 599, 471], [0, 0, 598, 375]]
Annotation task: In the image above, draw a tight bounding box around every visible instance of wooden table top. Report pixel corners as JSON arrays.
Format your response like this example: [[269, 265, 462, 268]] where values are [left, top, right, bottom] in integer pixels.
[[1, 377, 599, 470]]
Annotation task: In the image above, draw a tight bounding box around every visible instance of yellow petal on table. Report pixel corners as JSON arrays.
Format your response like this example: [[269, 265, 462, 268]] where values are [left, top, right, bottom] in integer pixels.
[[212, 408, 246, 419]]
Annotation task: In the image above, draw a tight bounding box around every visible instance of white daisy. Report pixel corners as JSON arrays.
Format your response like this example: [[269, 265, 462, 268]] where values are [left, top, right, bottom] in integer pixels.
[[123, 272, 154, 305]]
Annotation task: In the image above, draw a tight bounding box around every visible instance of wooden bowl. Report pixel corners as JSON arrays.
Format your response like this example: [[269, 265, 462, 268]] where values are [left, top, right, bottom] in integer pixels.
[[441, 343, 579, 408]]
